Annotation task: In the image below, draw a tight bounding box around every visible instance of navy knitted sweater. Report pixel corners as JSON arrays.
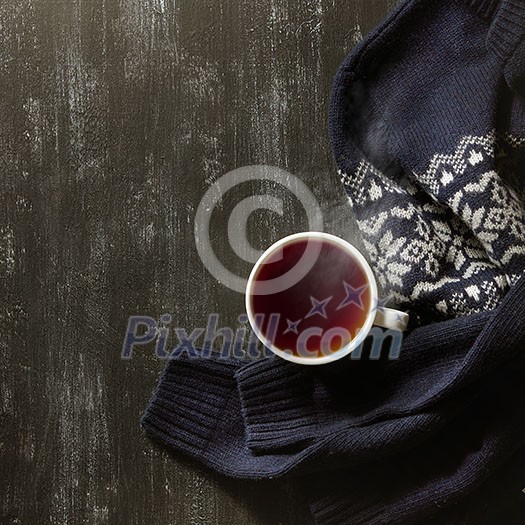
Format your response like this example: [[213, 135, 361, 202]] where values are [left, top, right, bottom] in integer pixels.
[[142, 1, 525, 523]]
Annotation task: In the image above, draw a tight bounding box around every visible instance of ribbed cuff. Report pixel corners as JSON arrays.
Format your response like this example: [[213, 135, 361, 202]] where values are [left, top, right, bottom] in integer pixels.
[[488, 0, 525, 62], [141, 356, 239, 457], [459, 0, 525, 67], [236, 359, 319, 452], [460, 0, 501, 19]]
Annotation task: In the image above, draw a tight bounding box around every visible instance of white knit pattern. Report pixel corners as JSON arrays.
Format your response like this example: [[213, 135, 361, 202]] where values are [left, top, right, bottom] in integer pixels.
[[339, 132, 525, 320]]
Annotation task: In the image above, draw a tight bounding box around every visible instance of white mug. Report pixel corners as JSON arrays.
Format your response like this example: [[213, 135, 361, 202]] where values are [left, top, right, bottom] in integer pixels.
[[245, 232, 409, 365]]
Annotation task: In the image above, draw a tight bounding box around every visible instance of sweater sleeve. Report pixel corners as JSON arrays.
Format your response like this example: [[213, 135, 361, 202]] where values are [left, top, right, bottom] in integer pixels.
[[235, 312, 484, 454], [141, 351, 446, 479]]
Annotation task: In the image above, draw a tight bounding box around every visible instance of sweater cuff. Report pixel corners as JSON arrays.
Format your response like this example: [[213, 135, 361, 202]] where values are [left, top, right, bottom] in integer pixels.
[[141, 355, 239, 457], [460, 0, 501, 19], [488, 0, 525, 64], [460, 0, 525, 69], [235, 358, 319, 452]]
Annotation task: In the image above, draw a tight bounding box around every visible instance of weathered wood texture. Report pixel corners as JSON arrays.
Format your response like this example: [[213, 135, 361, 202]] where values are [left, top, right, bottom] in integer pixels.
[[1, 1, 399, 524]]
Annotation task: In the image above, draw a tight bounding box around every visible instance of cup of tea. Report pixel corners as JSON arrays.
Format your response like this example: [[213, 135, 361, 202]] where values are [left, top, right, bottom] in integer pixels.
[[245, 232, 409, 365]]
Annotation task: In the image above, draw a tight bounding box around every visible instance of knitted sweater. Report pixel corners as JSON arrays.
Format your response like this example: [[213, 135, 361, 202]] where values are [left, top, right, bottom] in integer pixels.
[[329, 0, 525, 325], [142, 1, 525, 523]]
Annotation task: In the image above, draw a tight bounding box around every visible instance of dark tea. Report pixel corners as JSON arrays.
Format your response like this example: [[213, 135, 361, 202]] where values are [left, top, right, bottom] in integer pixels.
[[249, 237, 372, 358]]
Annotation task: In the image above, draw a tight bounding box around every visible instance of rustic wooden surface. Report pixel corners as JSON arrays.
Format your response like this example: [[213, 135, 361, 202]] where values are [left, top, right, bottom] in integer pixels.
[[0, 1, 401, 524]]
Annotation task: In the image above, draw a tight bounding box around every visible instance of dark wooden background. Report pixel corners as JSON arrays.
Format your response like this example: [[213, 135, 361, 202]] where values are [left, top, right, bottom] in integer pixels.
[[0, 1, 400, 524]]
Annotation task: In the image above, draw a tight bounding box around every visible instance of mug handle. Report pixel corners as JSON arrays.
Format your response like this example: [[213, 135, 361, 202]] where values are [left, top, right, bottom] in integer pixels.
[[374, 307, 409, 332]]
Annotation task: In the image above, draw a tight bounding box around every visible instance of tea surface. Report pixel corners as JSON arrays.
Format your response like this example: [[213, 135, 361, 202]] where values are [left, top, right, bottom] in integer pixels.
[[250, 238, 372, 357]]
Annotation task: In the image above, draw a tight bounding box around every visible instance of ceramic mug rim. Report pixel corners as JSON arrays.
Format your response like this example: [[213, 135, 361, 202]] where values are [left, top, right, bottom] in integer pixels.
[[245, 231, 379, 365]]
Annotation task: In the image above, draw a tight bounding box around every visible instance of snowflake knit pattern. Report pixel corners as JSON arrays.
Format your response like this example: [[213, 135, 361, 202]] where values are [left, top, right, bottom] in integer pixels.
[[340, 133, 525, 321]]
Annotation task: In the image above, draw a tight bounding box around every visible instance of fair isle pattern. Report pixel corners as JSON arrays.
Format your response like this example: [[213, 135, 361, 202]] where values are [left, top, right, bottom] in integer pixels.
[[340, 132, 525, 322]]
